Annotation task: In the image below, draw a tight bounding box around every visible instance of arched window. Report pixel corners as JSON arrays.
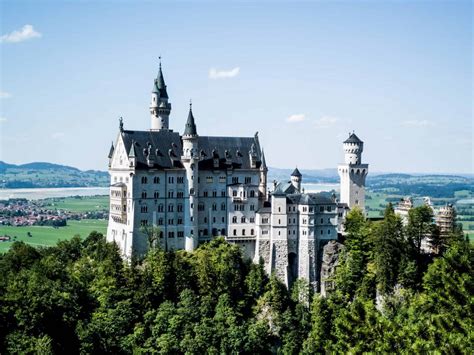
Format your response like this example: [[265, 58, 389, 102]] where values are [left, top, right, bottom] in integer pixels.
[[251, 229, 254, 235], [250, 190, 255, 198], [233, 229, 237, 236], [232, 216, 237, 223]]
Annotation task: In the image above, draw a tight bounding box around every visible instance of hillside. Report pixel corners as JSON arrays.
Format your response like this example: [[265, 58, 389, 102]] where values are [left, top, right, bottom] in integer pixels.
[[0, 161, 109, 188]]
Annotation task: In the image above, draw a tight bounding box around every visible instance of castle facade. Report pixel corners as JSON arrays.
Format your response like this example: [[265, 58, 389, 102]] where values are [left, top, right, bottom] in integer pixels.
[[106, 64, 368, 288]]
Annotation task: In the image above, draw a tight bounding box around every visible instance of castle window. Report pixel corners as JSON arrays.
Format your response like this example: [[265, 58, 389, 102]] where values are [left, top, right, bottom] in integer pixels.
[[213, 217, 216, 223], [168, 219, 174, 225], [141, 191, 147, 199], [328, 218, 331, 223], [140, 219, 148, 226], [204, 217, 208, 223], [245, 177, 251, 184], [190, 188, 194, 195], [233, 229, 237, 236], [198, 204, 204, 211], [177, 218, 183, 224], [309, 207, 313, 213], [320, 230, 323, 235], [168, 205, 174, 212], [177, 204, 183, 212], [232, 216, 237, 223], [168, 176, 174, 183], [278, 207, 281, 212], [158, 218, 163, 225], [232, 190, 237, 197], [221, 203, 226, 211], [328, 229, 331, 235], [242, 229, 246, 236], [321, 218, 323, 224], [177, 192, 184, 198], [250, 190, 255, 198], [262, 218, 269, 224], [250, 204, 255, 211], [153, 176, 160, 184], [154, 192, 160, 199], [203, 229, 208, 236], [327, 206, 332, 212], [177, 177, 184, 184], [250, 217, 255, 223], [232, 177, 239, 184], [212, 191, 217, 197], [212, 203, 217, 211], [203, 191, 208, 197], [221, 228, 226, 236], [168, 191, 174, 198], [219, 176, 226, 183], [178, 231, 184, 238], [168, 231, 174, 238], [140, 205, 148, 213], [320, 206, 324, 212], [206, 176, 213, 183], [158, 204, 164, 212], [355, 200, 359, 205], [222, 217, 225, 223], [278, 219, 281, 224], [241, 217, 246, 223], [221, 190, 226, 197]]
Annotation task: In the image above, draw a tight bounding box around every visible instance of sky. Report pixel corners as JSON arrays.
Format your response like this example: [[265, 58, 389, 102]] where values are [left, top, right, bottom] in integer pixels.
[[0, 0, 472, 173]]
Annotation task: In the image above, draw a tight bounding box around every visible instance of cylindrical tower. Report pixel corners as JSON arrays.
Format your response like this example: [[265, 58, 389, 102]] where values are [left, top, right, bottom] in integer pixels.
[[343, 133, 364, 165], [182, 104, 199, 251], [150, 61, 172, 131], [290, 167, 302, 193]]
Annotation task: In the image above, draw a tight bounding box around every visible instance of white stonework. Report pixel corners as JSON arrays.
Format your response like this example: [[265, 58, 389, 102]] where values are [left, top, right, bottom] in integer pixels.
[[107, 64, 368, 291], [338, 133, 368, 212]]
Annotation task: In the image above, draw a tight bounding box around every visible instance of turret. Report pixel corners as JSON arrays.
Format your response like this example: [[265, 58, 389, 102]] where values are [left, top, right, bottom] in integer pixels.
[[343, 132, 363, 165], [259, 148, 268, 202], [150, 59, 172, 131], [290, 167, 302, 193], [108, 141, 114, 167], [182, 102, 199, 251]]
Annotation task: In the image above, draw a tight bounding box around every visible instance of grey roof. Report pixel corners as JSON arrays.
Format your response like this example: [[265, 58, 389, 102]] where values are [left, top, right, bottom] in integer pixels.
[[272, 181, 298, 196], [344, 132, 362, 144], [286, 192, 335, 205], [119, 130, 263, 170], [291, 167, 302, 177], [152, 64, 169, 99], [108, 141, 115, 159], [184, 107, 197, 136]]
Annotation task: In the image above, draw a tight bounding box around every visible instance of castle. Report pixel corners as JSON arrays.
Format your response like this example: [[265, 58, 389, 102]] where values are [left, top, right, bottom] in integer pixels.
[[106, 63, 368, 289]]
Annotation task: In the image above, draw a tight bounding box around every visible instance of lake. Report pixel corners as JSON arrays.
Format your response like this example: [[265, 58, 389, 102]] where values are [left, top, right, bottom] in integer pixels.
[[0, 187, 109, 200], [0, 183, 338, 200]]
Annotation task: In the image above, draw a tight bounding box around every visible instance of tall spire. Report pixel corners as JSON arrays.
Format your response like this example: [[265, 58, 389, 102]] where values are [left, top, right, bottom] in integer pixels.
[[150, 58, 171, 131], [184, 100, 197, 136]]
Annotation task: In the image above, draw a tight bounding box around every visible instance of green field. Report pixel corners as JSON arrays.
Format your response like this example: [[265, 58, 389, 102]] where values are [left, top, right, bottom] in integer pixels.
[[0, 219, 108, 253], [45, 195, 109, 213]]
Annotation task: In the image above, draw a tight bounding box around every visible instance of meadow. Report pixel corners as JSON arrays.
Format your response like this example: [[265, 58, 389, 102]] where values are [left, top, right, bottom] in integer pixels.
[[0, 219, 108, 253], [44, 195, 109, 212]]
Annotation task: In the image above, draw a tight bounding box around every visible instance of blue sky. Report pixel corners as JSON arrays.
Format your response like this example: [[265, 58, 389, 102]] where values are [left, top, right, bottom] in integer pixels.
[[1, 0, 472, 173]]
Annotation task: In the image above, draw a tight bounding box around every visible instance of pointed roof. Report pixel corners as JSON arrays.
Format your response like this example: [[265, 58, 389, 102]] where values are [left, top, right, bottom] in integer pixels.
[[184, 103, 197, 136], [129, 140, 136, 158], [344, 132, 362, 144], [108, 141, 115, 158], [260, 148, 267, 170], [291, 167, 302, 177], [152, 61, 169, 99]]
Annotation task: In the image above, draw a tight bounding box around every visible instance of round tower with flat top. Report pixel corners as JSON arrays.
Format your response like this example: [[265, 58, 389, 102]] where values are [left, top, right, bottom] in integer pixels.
[[181, 103, 199, 251], [338, 132, 369, 211]]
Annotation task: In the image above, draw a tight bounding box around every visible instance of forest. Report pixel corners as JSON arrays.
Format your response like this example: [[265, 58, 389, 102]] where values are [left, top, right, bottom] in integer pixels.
[[0, 204, 472, 354]]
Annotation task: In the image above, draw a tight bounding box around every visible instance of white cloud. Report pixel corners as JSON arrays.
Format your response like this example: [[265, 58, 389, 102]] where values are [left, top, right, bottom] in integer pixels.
[[314, 115, 339, 128], [401, 120, 434, 127], [286, 114, 306, 123], [0, 91, 12, 99], [51, 132, 65, 139], [209, 67, 240, 79], [1, 25, 42, 43]]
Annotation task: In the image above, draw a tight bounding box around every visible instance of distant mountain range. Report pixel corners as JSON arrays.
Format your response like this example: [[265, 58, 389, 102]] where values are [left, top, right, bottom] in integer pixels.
[[1, 161, 472, 190]]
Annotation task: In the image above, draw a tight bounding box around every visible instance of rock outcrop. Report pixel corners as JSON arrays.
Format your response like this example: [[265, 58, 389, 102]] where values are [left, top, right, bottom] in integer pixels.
[[320, 240, 345, 297]]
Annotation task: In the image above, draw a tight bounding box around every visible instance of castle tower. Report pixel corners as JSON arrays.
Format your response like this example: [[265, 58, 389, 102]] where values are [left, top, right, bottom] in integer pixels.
[[337, 132, 369, 211], [150, 59, 172, 131], [258, 148, 268, 205], [290, 167, 302, 193], [181, 102, 199, 251]]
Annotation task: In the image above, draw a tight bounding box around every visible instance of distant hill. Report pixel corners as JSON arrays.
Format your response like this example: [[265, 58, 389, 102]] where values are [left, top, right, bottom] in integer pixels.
[[0, 161, 109, 189], [268, 167, 339, 183]]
